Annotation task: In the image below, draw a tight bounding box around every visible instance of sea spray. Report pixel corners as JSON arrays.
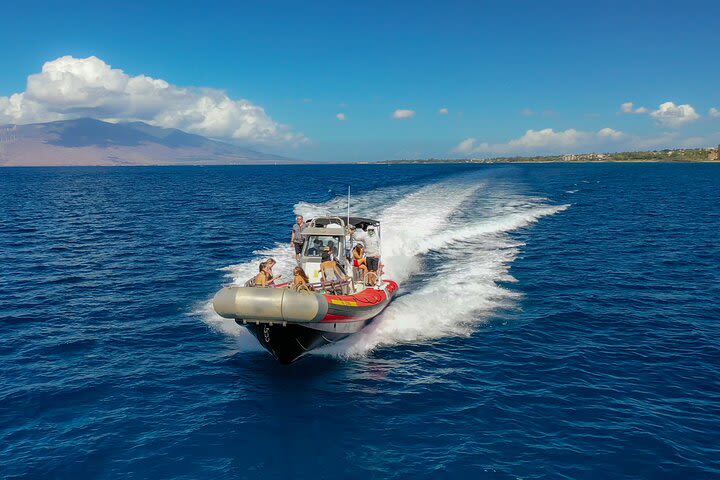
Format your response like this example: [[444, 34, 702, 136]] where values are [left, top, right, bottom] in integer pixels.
[[197, 171, 569, 358], [319, 194, 568, 358]]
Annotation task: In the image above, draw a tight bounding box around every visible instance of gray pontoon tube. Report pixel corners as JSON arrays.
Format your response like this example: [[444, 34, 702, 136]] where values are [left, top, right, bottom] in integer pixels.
[[213, 286, 329, 323]]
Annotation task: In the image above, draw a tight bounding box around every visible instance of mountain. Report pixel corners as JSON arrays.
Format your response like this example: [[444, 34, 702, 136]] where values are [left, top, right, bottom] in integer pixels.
[[0, 118, 295, 166]]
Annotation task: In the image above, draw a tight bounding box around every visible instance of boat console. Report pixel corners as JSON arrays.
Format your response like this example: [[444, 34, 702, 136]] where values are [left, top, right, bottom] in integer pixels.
[[299, 216, 382, 293]]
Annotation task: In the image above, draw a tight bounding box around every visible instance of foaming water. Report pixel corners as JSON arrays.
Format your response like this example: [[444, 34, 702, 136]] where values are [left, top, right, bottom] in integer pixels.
[[200, 171, 569, 360], [319, 179, 569, 358]]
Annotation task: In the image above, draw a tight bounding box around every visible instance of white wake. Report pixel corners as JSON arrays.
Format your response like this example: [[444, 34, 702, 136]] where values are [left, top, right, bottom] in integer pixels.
[[195, 172, 569, 358]]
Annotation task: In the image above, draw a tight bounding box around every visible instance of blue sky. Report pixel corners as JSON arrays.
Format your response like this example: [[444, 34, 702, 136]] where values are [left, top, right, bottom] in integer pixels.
[[1, 0, 719, 161]]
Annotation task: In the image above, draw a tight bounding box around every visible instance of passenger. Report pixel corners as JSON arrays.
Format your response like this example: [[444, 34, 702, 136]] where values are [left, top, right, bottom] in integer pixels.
[[292, 266, 314, 291], [356, 225, 381, 282], [352, 243, 369, 282], [256, 261, 279, 288], [328, 241, 349, 276], [306, 239, 323, 256], [250, 261, 268, 287], [290, 215, 305, 263], [320, 252, 348, 290], [327, 240, 339, 262], [265, 258, 280, 287]]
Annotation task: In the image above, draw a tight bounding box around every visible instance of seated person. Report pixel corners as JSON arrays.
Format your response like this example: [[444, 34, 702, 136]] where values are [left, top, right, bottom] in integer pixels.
[[265, 258, 280, 287], [292, 266, 314, 291], [320, 252, 349, 287], [352, 243, 369, 282], [328, 240, 350, 275], [247, 261, 271, 287], [306, 239, 324, 256], [326, 240, 338, 261]]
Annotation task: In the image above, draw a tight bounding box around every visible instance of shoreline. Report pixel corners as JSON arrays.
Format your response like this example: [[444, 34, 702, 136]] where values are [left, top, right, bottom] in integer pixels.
[[378, 159, 720, 165], [2, 146, 718, 167], [2, 160, 720, 168]]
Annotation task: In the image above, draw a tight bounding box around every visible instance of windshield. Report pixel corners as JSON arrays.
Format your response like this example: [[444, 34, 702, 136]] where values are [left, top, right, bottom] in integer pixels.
[[303, 235, 344, 257]]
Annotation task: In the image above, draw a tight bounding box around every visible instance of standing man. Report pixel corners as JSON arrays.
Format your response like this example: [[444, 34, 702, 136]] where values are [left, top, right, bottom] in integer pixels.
[[353, 225, 381, 283], [291, 215, 305, 263], [362, 226, 381, 276]]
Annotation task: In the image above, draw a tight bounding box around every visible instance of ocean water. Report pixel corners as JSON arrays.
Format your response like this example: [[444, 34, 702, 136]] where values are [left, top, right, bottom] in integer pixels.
[[1, 163, 719, 479]]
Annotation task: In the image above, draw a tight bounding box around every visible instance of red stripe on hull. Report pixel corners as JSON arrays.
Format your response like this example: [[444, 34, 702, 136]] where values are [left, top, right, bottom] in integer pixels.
[[322, 313, 354, 321], [321, 281, 398, 306], [319, 280, 398, 324]]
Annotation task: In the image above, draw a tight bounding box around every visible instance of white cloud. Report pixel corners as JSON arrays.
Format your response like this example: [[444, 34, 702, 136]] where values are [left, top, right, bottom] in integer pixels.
[[709, 107, 720, 118], [452, 127, 625, 156], [621, 102, 648, 114], [392, 109, 415, 119], [453, 138, 477, 154], [649, 101, 699, 128], [520, 108, 537, 116], [336, 112, 346, 121], [452, 124, 720, 157], [597, 127, 624, 139], [438, 107, 449, 115], [621, 100, 701, 127], [0, 55, 306, 145]]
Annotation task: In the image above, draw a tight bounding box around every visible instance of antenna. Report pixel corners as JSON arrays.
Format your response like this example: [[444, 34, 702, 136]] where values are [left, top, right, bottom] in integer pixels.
[[347, 185, 351, 227]]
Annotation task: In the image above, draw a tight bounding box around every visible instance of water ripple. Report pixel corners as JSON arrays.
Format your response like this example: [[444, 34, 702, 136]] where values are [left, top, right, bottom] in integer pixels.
[[1, 164, 719, 478]]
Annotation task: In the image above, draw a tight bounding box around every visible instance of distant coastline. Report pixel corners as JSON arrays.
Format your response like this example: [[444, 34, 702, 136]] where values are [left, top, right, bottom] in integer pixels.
[[382, 147, 720, 164], [2, 118, 719, 167], [0, 118, 294, 167]]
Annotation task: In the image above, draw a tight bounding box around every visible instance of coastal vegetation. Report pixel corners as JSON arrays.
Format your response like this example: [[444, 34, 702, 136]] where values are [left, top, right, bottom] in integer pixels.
[[387, 147, 720, 164]]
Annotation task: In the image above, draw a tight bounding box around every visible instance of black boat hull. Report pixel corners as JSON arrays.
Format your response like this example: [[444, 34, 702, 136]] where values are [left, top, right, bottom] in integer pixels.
[[223, 281, 399, 364], [242, 321, 368, 364]]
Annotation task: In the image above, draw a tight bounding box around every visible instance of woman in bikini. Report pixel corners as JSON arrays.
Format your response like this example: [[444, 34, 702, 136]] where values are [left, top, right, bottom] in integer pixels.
[[320, 252, 349, 293], [352, 243, 368, 283], [264, 258, 281, 287], [254, 261, 281, 288], [292, 266, 314, 291]]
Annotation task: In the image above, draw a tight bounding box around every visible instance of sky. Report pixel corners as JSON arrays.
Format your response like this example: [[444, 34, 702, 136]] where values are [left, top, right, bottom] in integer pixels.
[[1, 0, 719, 162]]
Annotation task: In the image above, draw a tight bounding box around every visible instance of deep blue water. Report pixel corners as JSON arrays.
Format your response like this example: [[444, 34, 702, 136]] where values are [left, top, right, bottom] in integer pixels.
[[1, 164, 719, 479]]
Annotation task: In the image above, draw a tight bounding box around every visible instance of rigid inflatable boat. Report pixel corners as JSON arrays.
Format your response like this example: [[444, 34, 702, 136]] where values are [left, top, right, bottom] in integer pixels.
[[213, 216, 398, 364]]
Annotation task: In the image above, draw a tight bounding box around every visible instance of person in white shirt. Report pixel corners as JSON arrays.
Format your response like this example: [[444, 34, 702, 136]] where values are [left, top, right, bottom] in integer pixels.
[[353, 225, 381, 275]]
